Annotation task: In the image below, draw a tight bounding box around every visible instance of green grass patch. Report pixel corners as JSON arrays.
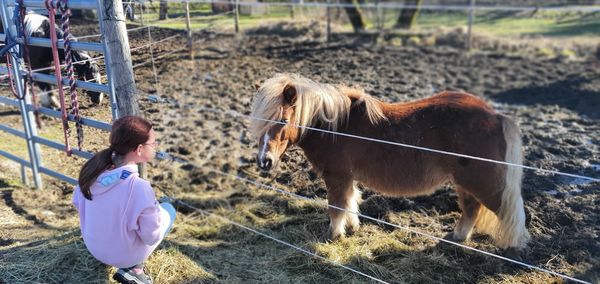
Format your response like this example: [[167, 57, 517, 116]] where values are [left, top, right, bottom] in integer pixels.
[[414, 10, 600, 38], [136, 7, 600, 40]]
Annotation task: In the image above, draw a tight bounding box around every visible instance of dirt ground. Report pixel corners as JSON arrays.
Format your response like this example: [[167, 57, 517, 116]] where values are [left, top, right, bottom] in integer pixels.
[[1, 21, 599, 283]]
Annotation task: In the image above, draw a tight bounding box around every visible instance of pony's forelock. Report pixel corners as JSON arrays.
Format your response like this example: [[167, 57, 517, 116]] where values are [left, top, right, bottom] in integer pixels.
[[250, 73, 386, 140]]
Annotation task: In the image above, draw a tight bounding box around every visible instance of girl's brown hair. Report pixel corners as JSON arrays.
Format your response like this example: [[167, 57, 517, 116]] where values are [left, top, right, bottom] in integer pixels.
[[78, 116, 153, 200]]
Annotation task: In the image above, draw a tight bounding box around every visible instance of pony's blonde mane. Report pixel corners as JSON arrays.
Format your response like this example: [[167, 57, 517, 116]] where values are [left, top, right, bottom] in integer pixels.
[[250, 73, 386, 140]]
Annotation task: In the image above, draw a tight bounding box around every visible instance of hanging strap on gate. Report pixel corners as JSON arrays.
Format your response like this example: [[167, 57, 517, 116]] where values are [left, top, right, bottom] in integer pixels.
[[4, 54, 21, 99], [1, 7, 21, 100], [45, 0, 72, 156], [57, 0, 83, 150], [16, 0, 43, 129]]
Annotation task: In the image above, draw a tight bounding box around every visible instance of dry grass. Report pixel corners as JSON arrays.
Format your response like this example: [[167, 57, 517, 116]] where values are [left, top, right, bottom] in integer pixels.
[[0, 154, 590, 283]]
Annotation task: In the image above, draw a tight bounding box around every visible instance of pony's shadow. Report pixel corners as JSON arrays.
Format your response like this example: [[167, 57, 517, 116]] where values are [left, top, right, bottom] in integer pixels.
[[359, 186, 459, 223]]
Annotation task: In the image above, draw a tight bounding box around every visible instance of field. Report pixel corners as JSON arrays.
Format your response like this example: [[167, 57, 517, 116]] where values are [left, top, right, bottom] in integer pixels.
[[1, 5, 599, 284]]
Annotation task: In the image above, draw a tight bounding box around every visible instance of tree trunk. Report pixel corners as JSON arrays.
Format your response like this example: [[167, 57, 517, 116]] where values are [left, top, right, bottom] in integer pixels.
[[341, 0, 365, 32], [395, 0, 422, 29], [159, 0, 168, 20]]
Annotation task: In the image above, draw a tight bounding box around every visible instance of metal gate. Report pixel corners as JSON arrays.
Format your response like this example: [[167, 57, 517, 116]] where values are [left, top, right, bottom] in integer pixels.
[[0, 0, 118, 189]]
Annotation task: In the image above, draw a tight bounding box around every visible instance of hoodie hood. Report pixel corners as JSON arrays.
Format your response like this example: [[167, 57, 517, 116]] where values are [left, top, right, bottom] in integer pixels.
[[91, 164, 139, 196]]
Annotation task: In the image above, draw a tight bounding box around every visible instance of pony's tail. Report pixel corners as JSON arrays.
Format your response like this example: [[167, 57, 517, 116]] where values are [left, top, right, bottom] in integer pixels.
[[475, 115, 530, 249]]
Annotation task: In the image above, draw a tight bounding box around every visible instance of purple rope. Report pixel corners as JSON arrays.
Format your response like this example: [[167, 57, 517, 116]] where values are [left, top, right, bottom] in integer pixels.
[[58, 0, 83, 150]]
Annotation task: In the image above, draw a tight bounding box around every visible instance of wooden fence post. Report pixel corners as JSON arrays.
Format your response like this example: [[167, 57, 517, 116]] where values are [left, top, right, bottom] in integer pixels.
[[467, 0, 475, 50], [185, 0, 194, 59], [98, 0, 142, 175], [234, 0, 240, 33]]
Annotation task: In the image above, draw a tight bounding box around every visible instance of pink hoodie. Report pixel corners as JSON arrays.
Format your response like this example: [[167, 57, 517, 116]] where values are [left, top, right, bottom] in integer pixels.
[[72, 164, 170, 268]]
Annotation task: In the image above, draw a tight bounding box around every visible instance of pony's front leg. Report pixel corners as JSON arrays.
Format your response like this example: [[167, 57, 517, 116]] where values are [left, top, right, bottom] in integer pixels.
[[323, 173, 360, 241]]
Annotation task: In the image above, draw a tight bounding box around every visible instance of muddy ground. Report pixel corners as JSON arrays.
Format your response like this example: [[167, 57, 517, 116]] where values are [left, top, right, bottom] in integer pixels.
[[1, 21, 599, 283]]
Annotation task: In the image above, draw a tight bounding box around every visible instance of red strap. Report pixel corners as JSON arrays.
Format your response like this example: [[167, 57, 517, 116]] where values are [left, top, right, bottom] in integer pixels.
[[5, 54, 21, 100], [18, 1, 43, 129], [45, 0, 71, 156]]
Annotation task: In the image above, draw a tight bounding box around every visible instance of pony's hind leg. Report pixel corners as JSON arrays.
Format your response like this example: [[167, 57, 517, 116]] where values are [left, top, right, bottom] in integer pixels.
[[323, 173, 358, 240], [456, 173, 529, 252], [446, 189, 481, 242]]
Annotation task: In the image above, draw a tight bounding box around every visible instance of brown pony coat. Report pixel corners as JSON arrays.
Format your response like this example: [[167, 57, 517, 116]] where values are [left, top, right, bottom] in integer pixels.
[[251, 73, 529, 250]]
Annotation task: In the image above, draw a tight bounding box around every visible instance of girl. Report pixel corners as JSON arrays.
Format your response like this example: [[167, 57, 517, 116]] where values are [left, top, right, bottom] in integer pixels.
[[72, 116, 176, 284]]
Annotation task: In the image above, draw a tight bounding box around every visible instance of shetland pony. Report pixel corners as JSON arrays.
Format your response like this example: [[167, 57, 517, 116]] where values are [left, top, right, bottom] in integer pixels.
[[250, 73, 530, 253], [0, 13, 103, 107]]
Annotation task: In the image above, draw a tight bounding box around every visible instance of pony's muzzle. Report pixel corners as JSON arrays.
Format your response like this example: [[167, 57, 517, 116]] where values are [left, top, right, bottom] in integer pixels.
[[257, 153, 274, 171]]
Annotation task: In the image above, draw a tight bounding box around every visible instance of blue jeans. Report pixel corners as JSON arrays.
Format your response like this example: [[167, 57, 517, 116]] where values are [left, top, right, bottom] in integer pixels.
[[128, 202, 176, 269], [159, 202, 176, 238]]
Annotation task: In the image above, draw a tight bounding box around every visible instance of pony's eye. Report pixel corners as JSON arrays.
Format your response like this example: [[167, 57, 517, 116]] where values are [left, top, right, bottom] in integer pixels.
[[281, 119, 289, 124]]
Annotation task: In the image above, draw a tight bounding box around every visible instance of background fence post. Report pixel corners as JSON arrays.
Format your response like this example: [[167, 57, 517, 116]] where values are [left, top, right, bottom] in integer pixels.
[[326, 0, 331, 42], [467, 0, 475, 50], [234, 0, 240, 33], [185, 0, 194, 59], [97, 0, 142, 176]]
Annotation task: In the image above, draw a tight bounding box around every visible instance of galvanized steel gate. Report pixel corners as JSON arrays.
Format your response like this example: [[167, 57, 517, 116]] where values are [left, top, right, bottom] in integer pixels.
[[0, 0, 119, 189]]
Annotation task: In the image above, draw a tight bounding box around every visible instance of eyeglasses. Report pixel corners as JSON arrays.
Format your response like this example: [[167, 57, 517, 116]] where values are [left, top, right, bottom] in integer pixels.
[[144, 140, 161, 148]]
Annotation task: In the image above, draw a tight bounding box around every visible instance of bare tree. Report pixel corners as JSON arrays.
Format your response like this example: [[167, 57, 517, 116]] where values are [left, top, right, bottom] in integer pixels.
[[341, 0, 365, 32], [159, 0, 168, 20], [394, 0, 422, 29]]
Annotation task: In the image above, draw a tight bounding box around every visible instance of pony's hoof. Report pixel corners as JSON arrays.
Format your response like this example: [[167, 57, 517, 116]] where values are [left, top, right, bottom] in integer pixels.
[[503, 247, 523, 262], [442, 232, 465, 243], [319, 233, 333, 243], [346, 226, 359, 236], [320, 228, 341, 243]]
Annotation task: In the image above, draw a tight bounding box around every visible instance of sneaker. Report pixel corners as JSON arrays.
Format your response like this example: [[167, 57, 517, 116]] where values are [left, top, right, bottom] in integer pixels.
[[113, 266, 153, 284], [158, 195, 176, 204]]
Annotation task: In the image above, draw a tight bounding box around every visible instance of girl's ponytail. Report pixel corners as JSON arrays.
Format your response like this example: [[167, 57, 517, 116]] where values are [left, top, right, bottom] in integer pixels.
[[78, 147, 114, 200]]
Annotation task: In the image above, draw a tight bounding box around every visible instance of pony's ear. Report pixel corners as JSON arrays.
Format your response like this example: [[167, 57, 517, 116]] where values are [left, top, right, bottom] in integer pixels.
[[254, 81, 261, 91], [283, 85, 296, 103]]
